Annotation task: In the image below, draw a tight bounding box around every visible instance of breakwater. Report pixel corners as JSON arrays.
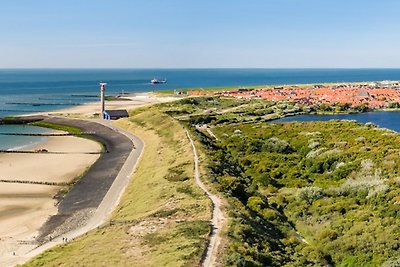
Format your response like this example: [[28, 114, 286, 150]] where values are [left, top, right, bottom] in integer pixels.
[[0, 132, 95, 136], [6, 102, 82, 106], [0, 116, 43, 124], [0, 150, 103, 154], [0, 179, 70, 186]]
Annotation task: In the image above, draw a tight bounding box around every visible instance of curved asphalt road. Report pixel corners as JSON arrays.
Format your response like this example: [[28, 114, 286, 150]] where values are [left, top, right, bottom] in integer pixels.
[[3, 116, 144, 266], [36, 116, 134, 238]]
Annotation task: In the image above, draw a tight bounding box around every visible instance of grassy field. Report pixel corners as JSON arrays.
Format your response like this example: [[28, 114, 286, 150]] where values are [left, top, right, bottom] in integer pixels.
[[21, 107, 211, 267], [29, 121, 84, 135]]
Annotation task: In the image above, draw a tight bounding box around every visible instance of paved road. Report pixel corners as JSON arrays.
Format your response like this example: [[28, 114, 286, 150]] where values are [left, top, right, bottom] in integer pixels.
[[186, 131, 226, 267], [35, 117, 134, 240], [3, 117, 144, 267]]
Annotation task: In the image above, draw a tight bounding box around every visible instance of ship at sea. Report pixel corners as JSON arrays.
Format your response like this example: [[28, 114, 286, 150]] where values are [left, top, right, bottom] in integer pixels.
[[3, 68, 400, 119], [150, 78, 167, 84]]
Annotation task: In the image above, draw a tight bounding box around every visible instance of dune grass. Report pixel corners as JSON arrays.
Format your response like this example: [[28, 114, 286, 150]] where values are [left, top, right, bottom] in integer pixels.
[[21, 107, 211, 267]]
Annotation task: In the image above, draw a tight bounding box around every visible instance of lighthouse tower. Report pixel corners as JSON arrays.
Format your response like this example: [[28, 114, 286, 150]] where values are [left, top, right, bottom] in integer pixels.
[[100, 82, 107, 119]]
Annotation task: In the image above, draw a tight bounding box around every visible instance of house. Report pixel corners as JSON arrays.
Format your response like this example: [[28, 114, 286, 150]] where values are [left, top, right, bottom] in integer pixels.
[[103, 109, 129, 120]]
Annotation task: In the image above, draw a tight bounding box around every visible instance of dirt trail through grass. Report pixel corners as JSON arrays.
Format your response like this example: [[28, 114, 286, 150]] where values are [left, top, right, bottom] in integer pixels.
[[186, 131, 226, 267]]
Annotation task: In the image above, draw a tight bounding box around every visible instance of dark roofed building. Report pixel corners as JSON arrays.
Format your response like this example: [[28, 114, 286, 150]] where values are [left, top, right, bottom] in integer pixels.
[[103, 109, 129, 120]]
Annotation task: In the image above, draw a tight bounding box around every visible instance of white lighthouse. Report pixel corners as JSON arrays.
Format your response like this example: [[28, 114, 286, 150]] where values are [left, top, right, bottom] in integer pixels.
[[100, 82, 107, 119]]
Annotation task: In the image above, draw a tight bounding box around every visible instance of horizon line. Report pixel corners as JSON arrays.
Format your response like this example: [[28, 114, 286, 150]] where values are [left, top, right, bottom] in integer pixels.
[[2, 67, 400, 70]]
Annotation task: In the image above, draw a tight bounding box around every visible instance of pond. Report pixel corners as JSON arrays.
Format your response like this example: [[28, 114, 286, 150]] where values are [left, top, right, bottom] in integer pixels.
[[273, 111, 400, 132]]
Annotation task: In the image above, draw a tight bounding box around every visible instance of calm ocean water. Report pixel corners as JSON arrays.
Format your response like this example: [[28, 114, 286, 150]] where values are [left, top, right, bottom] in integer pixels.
[[1, 68, 400, 118], [0, 125, 52, 150], [1, 68, 400, 149]]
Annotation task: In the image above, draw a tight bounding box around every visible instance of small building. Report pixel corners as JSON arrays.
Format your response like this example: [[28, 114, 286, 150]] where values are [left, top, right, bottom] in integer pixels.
[[103, 109, 129, 120]]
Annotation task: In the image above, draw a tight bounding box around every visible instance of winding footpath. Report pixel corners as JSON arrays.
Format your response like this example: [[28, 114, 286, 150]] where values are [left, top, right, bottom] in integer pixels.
[[3, 118, 144, 267], [186, 131, 226, 267]]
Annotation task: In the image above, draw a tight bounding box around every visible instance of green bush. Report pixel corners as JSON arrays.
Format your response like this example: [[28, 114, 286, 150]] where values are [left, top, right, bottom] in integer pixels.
[[164, 98, 400, 266]]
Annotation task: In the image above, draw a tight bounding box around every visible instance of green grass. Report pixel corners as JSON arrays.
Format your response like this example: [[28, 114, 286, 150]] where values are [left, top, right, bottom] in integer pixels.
[[137, 96, 400, 266], [24, 225, 129, 267], [30, 121, 83, 135], [22, 106, 211, 267], [0, 116, 18, 122]]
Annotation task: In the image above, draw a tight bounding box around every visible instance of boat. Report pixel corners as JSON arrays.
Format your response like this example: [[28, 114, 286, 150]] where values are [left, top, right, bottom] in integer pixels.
[[150, 78, 167, 84]]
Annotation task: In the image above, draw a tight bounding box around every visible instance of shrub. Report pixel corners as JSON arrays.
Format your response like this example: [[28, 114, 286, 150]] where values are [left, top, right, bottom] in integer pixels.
[[297, 187, 324, 203], [306, 148, 327, 158], [355, 136, 366, 143], [316, 228, 338, 241], [164, 163, 190, 182], [262, 137, 293, 153], [366, 184, 390, 199], [308, 140, 320, 149], [247, 196, 267, 213], [365, 122, 377, 127], [334, 141, 347, 148], [262, 208, 279, 221], [382, 258, 400, 267]]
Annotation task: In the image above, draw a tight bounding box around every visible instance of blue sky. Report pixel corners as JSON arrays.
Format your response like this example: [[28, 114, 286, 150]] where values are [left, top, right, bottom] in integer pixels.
[[1, 0, 400, 68]]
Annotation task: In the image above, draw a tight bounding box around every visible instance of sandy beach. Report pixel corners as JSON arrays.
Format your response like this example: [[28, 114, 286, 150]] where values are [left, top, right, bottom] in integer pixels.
[[0, 134, 101, 258], [0, 93, 178, 264], [46, 93, 178, 117]]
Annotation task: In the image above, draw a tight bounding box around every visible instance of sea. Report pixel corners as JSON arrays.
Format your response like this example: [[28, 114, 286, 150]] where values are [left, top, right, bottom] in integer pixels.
[[0, 125, 53, 151], [2, 68, 400, 149]]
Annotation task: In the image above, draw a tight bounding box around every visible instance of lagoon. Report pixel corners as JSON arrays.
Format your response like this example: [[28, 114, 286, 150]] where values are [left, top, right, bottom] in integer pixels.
[[273, 111, 400, 132]]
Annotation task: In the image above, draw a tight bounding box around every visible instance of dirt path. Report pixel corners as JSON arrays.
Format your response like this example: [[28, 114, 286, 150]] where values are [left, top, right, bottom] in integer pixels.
[[3, 119, 144, 267], [186, 131, 226, 267]]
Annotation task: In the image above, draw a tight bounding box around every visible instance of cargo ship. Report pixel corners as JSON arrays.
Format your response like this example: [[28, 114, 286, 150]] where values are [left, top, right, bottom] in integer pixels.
[[150, 78, 167, 84]]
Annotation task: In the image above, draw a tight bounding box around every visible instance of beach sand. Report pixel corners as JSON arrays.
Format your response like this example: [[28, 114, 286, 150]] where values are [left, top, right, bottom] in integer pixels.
[[0, 134, 101, 258], [46, 93, 178, 117], [0, 93, 178, 262]]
